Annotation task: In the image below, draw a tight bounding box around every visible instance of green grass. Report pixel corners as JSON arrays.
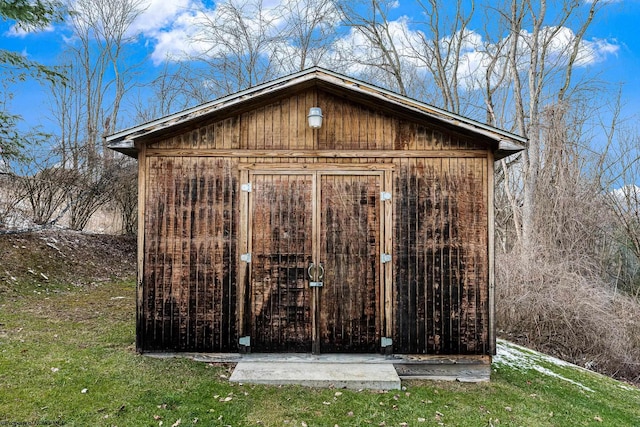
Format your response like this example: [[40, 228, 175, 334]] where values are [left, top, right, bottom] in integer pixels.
[[1, 279, 639, 427]]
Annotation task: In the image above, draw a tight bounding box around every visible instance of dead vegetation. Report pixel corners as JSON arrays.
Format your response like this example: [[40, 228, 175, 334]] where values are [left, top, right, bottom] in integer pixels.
[[497, 249, 640, 384]]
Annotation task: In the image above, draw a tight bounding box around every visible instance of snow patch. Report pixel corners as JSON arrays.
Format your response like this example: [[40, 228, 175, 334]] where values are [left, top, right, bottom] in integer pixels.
[[494, 340, 595, 393]]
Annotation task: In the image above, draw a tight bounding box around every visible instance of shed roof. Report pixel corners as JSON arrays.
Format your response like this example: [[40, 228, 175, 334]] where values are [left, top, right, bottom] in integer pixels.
[[107, 67, 526, 160]]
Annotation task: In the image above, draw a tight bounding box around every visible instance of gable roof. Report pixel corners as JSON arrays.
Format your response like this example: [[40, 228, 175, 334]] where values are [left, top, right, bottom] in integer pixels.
[[107, 67, 526, 159]]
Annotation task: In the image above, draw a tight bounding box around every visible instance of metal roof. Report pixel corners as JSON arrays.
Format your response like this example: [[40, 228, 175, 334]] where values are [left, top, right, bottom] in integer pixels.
[[107, 67, 527, 158]]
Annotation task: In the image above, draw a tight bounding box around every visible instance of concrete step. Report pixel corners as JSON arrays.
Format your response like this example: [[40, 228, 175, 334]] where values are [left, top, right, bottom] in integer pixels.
[[229, 361, 401, 390]]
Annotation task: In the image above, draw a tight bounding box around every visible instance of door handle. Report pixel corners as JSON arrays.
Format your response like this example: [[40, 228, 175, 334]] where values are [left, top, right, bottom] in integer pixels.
[[308, 263, 324, 288]]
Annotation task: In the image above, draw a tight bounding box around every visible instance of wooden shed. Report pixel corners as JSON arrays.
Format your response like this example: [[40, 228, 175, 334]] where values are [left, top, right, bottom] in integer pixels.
[[107, 67, 525, 359]]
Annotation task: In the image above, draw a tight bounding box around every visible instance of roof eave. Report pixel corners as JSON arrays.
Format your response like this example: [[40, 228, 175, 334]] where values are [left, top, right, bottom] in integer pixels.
[[107, 139, 137, 159]]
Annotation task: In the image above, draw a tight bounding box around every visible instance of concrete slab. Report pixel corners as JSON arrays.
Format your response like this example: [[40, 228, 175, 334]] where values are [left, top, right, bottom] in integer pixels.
[[229, 361, 401, 390]]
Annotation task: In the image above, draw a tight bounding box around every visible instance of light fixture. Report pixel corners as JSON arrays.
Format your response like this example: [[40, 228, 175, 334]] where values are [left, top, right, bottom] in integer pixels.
[[308, 107, 323, 129]]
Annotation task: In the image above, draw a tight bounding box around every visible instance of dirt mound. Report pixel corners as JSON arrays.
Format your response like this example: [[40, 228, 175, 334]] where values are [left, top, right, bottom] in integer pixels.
[[0, 229, 136, 291]]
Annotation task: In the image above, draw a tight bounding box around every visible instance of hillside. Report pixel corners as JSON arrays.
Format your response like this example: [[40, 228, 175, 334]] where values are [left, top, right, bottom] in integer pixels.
[[0, 229, 136, 292]]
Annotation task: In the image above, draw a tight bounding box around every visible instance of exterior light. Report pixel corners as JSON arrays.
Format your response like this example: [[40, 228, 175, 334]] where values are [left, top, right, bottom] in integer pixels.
[[308, 107, 323, 129]]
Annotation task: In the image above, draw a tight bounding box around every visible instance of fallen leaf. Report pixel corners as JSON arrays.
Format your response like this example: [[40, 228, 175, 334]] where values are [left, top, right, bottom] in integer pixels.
[[594, 416, 603, 422], [323, 401, 331, 405], [417, 418, 426, 422], [171, 419, 182, 427], [51, 367, 59, 373], [334, 391, 343, 397], [301, 422, 308, 427], [153, 415, 162, 421], [505, 406, 512, 412], [347, 411, 354, 417]]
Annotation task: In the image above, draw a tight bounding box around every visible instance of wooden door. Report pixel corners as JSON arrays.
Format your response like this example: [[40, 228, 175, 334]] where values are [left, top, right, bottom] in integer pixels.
[[241, 168, 390, 353], [318, 174, 381, 352], [247, 173, 314, 352]]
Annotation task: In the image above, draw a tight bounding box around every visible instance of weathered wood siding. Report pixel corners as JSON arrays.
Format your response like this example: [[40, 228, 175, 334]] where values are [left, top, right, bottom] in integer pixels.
[[143, 157, 237, 351], [145, 90, 486, 152], [394, 158, 488, 354], [139, 86, 492, 355]]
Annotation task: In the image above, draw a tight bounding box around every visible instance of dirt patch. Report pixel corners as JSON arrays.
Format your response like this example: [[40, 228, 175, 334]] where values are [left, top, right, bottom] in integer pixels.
[[0, 229, 136, 292]]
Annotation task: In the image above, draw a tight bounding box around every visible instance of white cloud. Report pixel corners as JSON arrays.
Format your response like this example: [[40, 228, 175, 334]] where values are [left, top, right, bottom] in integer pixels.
[[5, 23, 55, 38], [146, 9, 214, 64], [576, 37, 620, 66], [135, 0, 289, 65], [128, 0, 197, 35]]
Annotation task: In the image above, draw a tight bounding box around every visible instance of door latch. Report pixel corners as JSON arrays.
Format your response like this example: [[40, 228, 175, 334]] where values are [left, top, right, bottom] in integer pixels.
[[308, 263, 324, 288]]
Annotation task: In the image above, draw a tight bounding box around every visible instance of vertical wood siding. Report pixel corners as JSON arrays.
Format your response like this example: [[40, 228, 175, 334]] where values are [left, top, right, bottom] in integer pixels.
[[145, 89, 488, 153], [143, 157, 238, 351], [394, 158, 488, 354]]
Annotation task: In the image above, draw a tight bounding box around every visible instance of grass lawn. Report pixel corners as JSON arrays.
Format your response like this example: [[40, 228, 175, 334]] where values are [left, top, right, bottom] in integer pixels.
[[1, 278, 640, 426]]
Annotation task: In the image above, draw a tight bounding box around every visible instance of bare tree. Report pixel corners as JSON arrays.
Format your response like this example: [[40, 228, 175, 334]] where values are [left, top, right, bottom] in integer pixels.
[[110, 159, 137, 235], [503, 0, 605, 251], [132, 62, 197, 122], [598, 100, 640, 296], [336, 0, 409, 95], [192, 0, 282, 96], [276, 0, 341, 72], [66, 0, 144, 165], [37, 0, 146, 231], [407, 0, 476, 113]]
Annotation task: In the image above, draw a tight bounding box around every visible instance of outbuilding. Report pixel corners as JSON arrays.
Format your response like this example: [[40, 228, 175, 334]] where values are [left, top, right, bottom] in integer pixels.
[[107, 68, 525, 364]]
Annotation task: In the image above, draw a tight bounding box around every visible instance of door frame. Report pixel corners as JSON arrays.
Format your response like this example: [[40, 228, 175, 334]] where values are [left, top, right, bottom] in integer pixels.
[[237, 163, 394, 353]]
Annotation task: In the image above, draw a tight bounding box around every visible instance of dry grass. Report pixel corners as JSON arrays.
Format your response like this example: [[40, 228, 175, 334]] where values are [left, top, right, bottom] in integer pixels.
[[496, 249, 640, 384]]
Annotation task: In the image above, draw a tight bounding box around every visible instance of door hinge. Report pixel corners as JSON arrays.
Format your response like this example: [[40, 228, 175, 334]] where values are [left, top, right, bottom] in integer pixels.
[[240, 253, 252, 263], [239, 336, 251, 354], [241, 183, 252, 192], [381, 337, 393, 355], [381, 253, 392, 264], [380, 191, 392, 201]]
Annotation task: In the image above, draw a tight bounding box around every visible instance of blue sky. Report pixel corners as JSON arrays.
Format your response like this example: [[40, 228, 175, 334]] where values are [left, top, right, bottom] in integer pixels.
[[1, 0, 639, 138]]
